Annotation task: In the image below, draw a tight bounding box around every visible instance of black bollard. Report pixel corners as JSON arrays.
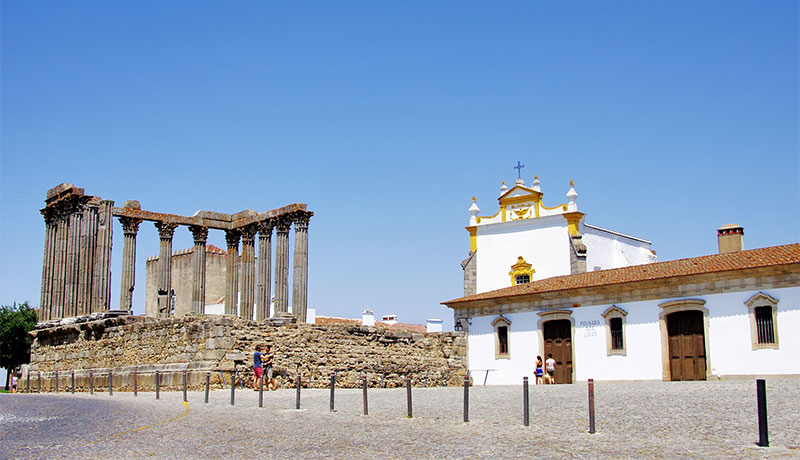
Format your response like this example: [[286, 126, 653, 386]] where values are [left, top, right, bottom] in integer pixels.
[[523, 376, 529, 427], [756, 379, 769, 447], [282, 370, 287, 390], [89, 371, 93, 395], [230, 371, 236, 406], [133, 369, 137, 397], [71, 370, 75, 394], [362, 376, 368, 416], [444, 369, 449, 387], [38, 372, 41, 393], [26, 371, 30, 393], [204, 372, 210, 404], [295, 373, 301, 410], [406, 376, 413, 418], [183, 370, 187, 402], [155, 371, 160, 399], [380, 370, 386, 389], [588, 379, 596, 434], [258, 374, 264, 407], [424, 370, 429, 388], [109, 371, 113, 396], [463, 374, 469, 423], [329, 372, 336, 412], [55, 371, 59, 393]]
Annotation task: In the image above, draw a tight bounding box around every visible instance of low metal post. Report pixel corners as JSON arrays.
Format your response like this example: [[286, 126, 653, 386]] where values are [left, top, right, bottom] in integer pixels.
[[71, 370, 75, 394], [26, 371, 30, 392], [380, 370, 386, 389], [230, 371, 235, 406], [424, 370, 429, 388], [89, 371, 93, 395], [183, 370, 187, 402], [38, 372, 41, 393], [362, 376, 368, 416], [133, 369, 137, 397], [282, 370, 287, 390], [444, 369, 449, 387], [204, 372, 210, 404], [588, 379, 596, 434], [757, 379, 769, 447], [523, 376, 530, 427], [329, 372, 336, 412], [295, 373, 301, 410], [406, 376, 413, 418], [55, 371, 59, 393], [109, 371, 113, 396], [155, 371, 160, 400], [219, 370, 227, 389], [258, 374, 264, 408], [463, 375, 469, 423]]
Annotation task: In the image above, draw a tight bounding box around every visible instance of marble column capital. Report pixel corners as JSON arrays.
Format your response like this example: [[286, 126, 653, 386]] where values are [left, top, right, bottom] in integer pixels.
[[189, 225, 209, 244], [155, 221, 178, 240], [292, 211, 312, 231], [240, 225, 258, 244], [40, 207, 59, 227], [257, 220, 275, 239], [225, 228, 241, 249], [275, 216, 292, 234], [119, 216, 142, 236]]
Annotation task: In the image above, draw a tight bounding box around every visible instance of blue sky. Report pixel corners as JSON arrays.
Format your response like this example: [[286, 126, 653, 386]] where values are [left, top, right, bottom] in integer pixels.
[[1, 1, 798, 327]]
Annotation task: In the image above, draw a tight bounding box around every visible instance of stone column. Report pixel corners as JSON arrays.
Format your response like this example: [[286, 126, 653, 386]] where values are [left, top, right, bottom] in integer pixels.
[[63, 204, 83, 318], [273, 217, 291, 315], [291, 212, 311, 323], [79, 205, 98, 316], [92, 200, 114, 313], [118, 217, 141, 312], [155, 221, 178, 317], [51, 207, 70, 319], [39, 209, 57, 321], [189, 226, 208, 315], [239, 226, 257, 320], [224, 229, 241, 316], [256, 220, 274, 320]]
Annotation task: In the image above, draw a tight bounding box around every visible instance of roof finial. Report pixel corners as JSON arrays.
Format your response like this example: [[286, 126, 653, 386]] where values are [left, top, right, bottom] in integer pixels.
[[566, 180, 578, 211], [532, 176, 541, 192], [469, 196, 480, 225], [500, 180, 508, 195]]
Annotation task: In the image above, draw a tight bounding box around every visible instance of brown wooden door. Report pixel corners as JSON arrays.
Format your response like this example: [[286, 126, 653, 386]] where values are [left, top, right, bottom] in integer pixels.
[[543, 319, 573, 384], [667, 310, 706, 381]]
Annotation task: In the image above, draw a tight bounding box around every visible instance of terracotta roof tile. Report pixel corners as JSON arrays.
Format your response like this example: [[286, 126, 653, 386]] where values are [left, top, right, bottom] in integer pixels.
[[443, 243, 800, 305]]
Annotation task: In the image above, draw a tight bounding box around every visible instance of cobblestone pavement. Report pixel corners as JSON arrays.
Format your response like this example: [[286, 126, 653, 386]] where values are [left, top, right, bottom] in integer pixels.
[[2, 378, 798, 459]]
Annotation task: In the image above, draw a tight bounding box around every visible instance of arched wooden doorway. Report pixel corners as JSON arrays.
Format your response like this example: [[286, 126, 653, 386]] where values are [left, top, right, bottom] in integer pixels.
[[666, 310, 707, 381], [543, 319, 573, 384]]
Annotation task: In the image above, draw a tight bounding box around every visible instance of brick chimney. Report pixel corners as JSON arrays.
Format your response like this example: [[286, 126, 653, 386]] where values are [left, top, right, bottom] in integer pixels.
[[717, 224, 744, 254]]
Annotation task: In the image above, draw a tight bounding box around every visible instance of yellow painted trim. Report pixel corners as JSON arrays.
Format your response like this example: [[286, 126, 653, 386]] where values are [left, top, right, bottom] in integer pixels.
[[466, 226, 477, 252], [563, 212, 585, 235], [499, 193, 543, 206], [477, 208, 502, 221], [502, 204, 507, 222], [509, 256, 535, 285], [540, 201, 569, 211], [534, 197, 540, 217]]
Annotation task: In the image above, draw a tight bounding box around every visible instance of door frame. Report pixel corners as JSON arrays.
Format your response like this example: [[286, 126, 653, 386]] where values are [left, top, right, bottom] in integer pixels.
[[537, 310, 576, 383], [658, 299, 712, 381]]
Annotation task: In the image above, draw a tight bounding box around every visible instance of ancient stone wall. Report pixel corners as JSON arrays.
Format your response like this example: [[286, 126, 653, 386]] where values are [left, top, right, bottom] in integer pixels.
[[22, 315, 467, 392], [146, 246, 228, 317]]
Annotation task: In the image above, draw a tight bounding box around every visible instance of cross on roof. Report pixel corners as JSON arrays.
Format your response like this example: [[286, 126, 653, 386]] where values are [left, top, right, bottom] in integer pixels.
[[514, 161, 525, 179]]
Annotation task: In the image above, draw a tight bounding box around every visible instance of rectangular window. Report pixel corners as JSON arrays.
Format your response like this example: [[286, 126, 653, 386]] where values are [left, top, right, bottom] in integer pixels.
[[610, 317, 623, 350], [755, 306, 775, 344], [498, 326, 508, 354]]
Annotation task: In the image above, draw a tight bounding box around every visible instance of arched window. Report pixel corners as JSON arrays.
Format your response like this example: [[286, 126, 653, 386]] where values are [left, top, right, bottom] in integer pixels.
[[492, 315, 512, 359], [602, 305, 627, 356], [745, 292, 779, 350]]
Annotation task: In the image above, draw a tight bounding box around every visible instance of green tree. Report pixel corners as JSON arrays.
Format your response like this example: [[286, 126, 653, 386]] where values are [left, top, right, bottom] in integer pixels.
[[0, 302, 38, 390]]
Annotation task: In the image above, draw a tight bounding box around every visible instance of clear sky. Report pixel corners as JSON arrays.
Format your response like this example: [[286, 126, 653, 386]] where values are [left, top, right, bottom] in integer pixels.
[[1, 1, 798, 328]]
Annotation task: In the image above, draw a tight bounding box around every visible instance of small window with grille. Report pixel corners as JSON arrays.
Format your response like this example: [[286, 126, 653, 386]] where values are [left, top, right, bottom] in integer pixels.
[[515, 274, 530, 285], [492, 315, 512, 359], [602, 305, 627, 356], [745, 292, 779, 350], [754, 306, 775, 344], [610, 317, 624, 350]]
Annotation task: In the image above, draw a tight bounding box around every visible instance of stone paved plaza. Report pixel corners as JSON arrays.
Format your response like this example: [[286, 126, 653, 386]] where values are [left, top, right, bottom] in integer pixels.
[[2, 378, 798, 459]]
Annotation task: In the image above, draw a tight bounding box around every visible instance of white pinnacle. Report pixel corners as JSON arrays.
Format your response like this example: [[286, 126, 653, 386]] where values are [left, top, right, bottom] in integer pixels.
[[566, 180, 578, 211], [469, 196, 480, 226], [532, 176, 541, 192], [500, 180, 508, 196]]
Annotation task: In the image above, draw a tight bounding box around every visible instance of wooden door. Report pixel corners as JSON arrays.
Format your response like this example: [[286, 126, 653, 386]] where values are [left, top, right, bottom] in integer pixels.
[[667, 311, 706, 381], [543, 319, 573, 384]]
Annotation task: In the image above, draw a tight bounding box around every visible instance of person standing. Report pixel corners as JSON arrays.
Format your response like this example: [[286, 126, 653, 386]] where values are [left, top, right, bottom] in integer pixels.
[[263, 344, 275, 391], [534, 356, 544, 385], [545, 354, 557, 384], [253, 345, 265, 390]]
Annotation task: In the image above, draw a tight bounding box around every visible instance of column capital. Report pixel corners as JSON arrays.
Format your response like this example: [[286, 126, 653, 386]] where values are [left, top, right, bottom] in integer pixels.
[[257, 219, 275, 238], [275, 216, 292, 233], [189, 225, 209, 244], [154, 221, 178, 240], [119, 216, 142, 236], [225, 228, 241, 249], [292, 211, 312, 230], [240, 224, 258, 244], [40, 207, 59, 226]]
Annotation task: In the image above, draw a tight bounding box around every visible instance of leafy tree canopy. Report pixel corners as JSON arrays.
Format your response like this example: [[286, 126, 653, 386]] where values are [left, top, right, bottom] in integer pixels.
[[0, 302, 38, 377]]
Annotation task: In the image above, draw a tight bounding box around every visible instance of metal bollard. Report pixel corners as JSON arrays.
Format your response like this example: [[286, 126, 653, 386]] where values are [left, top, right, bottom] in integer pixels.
[[588, 379, 596, 434], [380, 370, 386, 389], [26, 371, 30, 392], [219, 370, 227, 389], [282, 370, 287, 390], [89, 371, 93, 395], [55, 371, 59, 393], [109, 371, 113, 396], [523, 376, 529, 427], [463, 374, 469, 423], [406, 376, 413, 418], [155, 371, 160, 399], [295, 373, 301, 410], [204, 372, 210, 404], [444, 369, 449, 387], [757, 379, 769, 447], [183, 370, 188, 402], [424, 370, 429, 388], [230, 371, 235, 406], [362, 376, 368, 416], [258, 374, 264, 408], [71, 370, 75, 394], [133, 369, 138, 397], [38, 372, 41, 393], [329, 372, 336, 412]]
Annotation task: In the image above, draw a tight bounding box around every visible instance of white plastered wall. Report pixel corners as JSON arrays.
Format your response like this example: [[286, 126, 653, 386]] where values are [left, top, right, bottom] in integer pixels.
[[582, 224, 656, 271]]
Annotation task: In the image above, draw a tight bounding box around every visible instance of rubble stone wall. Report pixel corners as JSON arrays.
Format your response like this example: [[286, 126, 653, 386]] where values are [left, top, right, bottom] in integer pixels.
[[22, 315, 468, 392]]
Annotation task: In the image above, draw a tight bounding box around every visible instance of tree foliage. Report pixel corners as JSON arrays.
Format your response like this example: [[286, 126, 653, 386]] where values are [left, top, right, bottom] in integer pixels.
[[0, 302, 38, 387]]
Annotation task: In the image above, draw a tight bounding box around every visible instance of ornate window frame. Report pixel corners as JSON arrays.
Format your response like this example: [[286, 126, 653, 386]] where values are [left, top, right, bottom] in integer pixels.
[[658, 299, 712, 382], [492, 315, 512, 359], [509, 256, 535, 286], [536, 310, 576, 383], [744, 292, 779, 350], [602, 305, 627, 356]]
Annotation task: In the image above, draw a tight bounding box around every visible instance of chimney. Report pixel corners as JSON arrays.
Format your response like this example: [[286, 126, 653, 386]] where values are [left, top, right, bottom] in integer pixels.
[[717, 224, 744, 254], [426, 318, 443, 333], [381, 314, 398, 325], [361, 309, 375, 327]]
